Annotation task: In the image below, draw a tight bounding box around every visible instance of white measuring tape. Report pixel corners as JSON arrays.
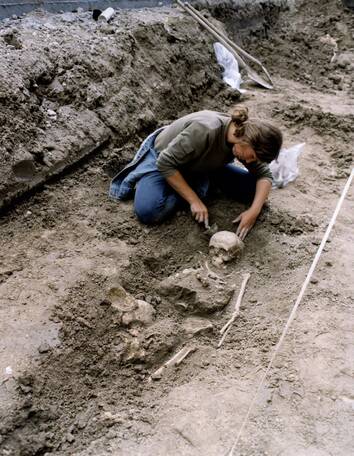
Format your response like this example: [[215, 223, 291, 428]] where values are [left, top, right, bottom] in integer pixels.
[[227, 168, 354, 456]]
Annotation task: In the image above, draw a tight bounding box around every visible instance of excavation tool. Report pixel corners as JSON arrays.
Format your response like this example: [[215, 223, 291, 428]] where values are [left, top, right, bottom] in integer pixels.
[[176, 0, 274, 90], [204, 220, 219, 237]]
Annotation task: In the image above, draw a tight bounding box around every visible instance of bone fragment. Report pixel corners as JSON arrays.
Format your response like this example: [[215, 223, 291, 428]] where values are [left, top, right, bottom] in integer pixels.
[[204, 261, 223, 281], [151, 346, 196, 380], [218, 273, 251, 348]]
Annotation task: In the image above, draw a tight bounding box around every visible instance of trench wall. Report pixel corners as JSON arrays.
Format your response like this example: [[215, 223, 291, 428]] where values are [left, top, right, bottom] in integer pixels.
[[0, 6, 222, 210], [0, 0, 173, 20], [0, 1, 287, 210]]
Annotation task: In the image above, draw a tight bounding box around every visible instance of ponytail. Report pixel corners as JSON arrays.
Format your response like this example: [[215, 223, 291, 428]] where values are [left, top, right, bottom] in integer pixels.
[[231, 105, 282, 163], [231, 106, 249, 137]]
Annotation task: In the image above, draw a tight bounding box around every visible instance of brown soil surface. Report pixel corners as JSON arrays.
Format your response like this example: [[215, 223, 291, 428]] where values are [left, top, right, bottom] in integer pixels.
[[0, 1, 353, 455]]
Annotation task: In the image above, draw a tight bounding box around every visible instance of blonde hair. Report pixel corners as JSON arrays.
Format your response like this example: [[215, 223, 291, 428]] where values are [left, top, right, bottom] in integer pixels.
[[231, 106, 283, 163]]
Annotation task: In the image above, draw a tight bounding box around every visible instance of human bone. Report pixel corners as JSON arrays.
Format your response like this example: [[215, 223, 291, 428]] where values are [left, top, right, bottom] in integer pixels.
[[106, 286, 155, 326], [209, 231, 244, 266]]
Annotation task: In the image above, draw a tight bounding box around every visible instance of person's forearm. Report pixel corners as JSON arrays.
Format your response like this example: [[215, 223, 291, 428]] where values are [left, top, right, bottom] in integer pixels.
[[166, 170, 200, 204], [166, 171, 209, 224], [249, 178, 272, 214]]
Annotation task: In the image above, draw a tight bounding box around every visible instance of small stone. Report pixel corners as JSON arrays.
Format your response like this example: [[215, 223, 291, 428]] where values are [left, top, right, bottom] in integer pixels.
[[107, 429, 117, 439], [310, 278, 318, 284], [329, 74, 342, 84], [19, 384, 32, 394], [102, 411, 124, 425], [151, 370, 163, 381], [121, 300, 155, 326], [76, 412, 90, 429], [66, 433, 75, 443], [336, 53, 351, 68], [38, 343, 50, 353], [17, 373, 33, 386]]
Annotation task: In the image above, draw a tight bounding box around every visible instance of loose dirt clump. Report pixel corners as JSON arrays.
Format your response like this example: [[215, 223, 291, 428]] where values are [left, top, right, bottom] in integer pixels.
[[158, 267, 235, 313]]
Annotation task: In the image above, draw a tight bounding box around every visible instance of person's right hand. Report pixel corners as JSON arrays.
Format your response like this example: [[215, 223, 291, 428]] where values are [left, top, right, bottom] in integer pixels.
[[190, 199, 209, 225]]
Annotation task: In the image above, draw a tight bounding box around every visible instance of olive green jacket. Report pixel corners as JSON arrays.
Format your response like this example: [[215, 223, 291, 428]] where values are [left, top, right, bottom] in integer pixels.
[[155, 110, 273, 182]]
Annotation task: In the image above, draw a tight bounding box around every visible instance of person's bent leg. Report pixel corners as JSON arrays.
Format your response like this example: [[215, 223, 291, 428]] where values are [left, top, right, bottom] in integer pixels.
[[211, 164, 257, 204], [134, 171, 181, 224]]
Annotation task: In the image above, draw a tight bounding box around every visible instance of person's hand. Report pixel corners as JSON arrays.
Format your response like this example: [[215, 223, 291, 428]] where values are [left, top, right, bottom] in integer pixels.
[[190, 199, 209, 225], [233, 208, 259, 240]]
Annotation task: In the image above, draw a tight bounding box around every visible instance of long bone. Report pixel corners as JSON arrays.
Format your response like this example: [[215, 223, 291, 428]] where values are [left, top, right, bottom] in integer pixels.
[[218, 273, 251, 348], [150, 345, 197, 380]]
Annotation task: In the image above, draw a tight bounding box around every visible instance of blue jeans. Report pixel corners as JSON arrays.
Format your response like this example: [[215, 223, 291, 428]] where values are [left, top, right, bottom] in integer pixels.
[[134, 164, 256, 225], [109, 128, 257, 225]]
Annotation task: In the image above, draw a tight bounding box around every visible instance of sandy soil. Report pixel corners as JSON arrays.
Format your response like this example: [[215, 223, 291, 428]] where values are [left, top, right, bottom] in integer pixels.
[[0, 1, 353, 455]]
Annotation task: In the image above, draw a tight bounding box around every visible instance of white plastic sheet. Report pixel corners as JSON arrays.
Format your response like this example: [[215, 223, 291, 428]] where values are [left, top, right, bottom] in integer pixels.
[[269, 143, 305, 188], [213, 42, 246, 93]]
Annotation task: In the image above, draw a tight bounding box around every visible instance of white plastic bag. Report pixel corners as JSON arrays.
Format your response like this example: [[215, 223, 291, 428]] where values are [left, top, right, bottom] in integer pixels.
[[213, 42, 246, 93], [269, 143, 305, 188]]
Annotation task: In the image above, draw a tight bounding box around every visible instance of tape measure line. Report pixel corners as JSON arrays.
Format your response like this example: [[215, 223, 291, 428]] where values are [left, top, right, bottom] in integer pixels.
[[227, 168, 354, 456]]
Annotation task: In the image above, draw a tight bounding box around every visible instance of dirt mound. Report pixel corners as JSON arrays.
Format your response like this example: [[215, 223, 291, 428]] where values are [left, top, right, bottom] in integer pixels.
[[272, 103, 354, 175]]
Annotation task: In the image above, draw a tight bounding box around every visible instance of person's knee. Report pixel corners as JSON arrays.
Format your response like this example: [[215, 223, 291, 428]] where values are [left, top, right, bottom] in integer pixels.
[[135, 202, 166, 225]]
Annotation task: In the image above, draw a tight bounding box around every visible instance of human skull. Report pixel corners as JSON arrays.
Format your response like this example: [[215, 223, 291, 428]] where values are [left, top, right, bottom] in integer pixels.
[[209, 231, 244, 266]]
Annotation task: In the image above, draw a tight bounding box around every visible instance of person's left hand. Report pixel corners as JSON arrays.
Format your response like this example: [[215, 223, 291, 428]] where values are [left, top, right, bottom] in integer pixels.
[[232, 208, 259, 240]]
